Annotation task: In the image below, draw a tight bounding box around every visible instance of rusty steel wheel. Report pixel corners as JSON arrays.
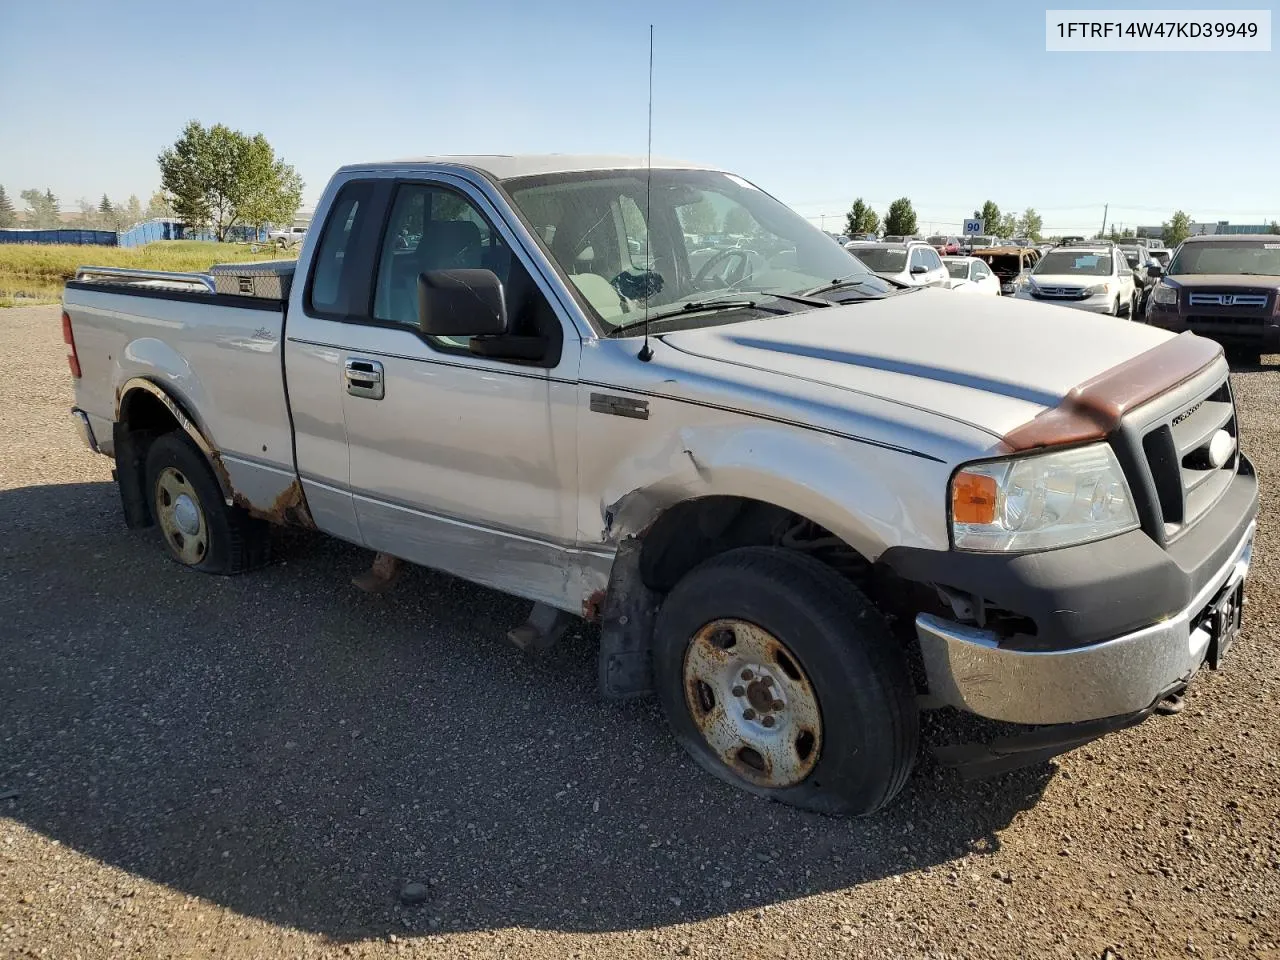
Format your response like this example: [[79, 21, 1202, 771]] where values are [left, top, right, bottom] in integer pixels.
[[683, 619, 822, 788], [653, 546, 918, 816], [154, 466, 209, 565], [143, 432, 271, 575]]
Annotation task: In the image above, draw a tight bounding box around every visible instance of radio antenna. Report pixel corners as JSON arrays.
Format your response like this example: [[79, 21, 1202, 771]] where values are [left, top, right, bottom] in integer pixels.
[[637, 24, 655, 362]]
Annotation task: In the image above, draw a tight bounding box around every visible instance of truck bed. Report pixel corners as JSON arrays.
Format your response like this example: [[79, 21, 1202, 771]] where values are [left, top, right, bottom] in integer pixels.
[[64, 267, 300, 517]]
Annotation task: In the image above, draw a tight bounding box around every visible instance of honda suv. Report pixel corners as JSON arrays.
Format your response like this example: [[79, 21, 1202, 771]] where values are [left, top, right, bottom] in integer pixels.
[[1145, 234, 1280, 362], [1015, 241, 1137, 316]]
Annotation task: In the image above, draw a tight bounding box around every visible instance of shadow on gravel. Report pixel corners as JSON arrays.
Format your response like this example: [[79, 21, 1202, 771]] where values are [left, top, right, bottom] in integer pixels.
[[1, 481, 1053, 941]]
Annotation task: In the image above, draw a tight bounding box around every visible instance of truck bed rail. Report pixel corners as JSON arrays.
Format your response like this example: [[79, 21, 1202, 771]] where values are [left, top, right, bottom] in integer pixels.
[[73, 266, 216, 294]]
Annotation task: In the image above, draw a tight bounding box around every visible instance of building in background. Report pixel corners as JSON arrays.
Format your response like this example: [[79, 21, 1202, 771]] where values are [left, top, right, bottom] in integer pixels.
[[1137, 220, 1276, 239]]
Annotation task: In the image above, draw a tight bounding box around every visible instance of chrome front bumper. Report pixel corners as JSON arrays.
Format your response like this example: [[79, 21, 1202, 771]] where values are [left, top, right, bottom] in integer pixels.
[[916, 521, 1255, 726]]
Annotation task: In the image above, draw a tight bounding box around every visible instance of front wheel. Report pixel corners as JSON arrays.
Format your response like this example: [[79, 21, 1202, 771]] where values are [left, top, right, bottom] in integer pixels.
[[144, 432, 270, 574], [652, 547, 919, 816]]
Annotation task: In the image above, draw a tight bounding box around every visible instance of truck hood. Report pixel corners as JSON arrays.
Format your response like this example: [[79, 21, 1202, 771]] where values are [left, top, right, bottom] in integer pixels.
[[659, 289, 1173, 439]]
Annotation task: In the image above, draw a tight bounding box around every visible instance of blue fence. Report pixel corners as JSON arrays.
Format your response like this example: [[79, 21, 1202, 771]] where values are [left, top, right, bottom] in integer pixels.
[[0, 221, 276, 247], [0, 228, 119, 246]]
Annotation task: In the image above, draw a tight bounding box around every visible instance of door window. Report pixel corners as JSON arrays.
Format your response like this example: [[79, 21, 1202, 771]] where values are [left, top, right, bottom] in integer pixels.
[[307, 180, 376, 316], [372, 183, 556, 353]]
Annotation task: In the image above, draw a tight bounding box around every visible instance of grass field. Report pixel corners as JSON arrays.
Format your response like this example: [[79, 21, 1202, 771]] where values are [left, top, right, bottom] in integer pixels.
[[0, 241, 297, 306]]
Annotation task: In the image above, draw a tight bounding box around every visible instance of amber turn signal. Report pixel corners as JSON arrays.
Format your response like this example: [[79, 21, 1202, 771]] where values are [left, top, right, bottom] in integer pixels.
[[952, 470, 998, 524]]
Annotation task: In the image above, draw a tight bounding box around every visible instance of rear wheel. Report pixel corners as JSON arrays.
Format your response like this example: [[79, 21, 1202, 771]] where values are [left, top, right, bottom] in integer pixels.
[[653, 547, 919, 816], [144, 432, 270, 574]]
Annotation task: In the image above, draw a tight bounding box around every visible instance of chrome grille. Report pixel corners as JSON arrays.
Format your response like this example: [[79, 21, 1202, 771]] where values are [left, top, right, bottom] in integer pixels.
[[1032, 286, 1086, 299], [1133, 367, 1236, 540], [1187, 292, 1268, 308]]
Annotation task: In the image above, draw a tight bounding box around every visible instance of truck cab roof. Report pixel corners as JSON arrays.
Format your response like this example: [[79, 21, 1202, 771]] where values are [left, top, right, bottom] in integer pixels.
[[337, 154, 718, 182]]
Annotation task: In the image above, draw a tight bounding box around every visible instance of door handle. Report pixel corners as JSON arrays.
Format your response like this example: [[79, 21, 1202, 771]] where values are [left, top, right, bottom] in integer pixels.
[[345, 358, 385, 400]]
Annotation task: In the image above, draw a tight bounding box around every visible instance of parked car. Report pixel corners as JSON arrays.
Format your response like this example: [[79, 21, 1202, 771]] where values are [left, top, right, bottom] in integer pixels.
[[1144, 234, 1280, 362], [969, 246, 1042, 296], [1119, 242, 1160, 316], [269, 225, 308, 247], [843, 240, 949, 287], [941, 256, 1000, 295], [62, 154, 1256, 817], [1015, 242, 1138, 315], [927, 235, 960, 255], [880, 235, 908, 244], [1147, 247, 1172, 268]]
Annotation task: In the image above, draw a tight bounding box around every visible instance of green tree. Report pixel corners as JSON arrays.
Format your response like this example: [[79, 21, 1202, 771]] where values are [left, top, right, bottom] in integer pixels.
[[20, 188, 59, 229], [119, 194, 143, 230], [1016, 207, 1043, 241], [158, 120, 303, 240], [976, 201, 1001, 236], [883, 197, 917, 237], [99, 194, 113, 217], [679, 198, 719, 236], [1162, 211, 1192, 247], [997, 213, 1018, 239], [1269, 220, 1280, 235], [844, 197, 879, 236], [146, 191, 175, 219], [723, 207, 754, 235], [0, 185, 15, 228]]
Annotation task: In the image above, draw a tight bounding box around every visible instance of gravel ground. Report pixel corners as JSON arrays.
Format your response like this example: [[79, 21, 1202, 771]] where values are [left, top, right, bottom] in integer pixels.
[[1, 303, 1278, 960]]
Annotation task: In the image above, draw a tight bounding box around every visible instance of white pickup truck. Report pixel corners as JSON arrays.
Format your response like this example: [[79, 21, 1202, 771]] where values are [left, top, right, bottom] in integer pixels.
[[63, 155, 1258, 815]]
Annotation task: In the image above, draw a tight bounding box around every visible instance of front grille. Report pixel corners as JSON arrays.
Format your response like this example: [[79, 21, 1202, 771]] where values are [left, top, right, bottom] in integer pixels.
[[1187, 292, 1269, 308], [1032, 286, 1087, 299], [1129, 367, 1236, 541]]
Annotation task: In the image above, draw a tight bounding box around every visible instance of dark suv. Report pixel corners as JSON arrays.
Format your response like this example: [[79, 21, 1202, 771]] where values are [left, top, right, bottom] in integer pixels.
[[1145, 234, 1280, 361]]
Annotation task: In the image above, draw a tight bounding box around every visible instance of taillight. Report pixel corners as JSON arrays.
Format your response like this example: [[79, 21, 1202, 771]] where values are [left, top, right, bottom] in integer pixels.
[[62, 310, 81, 379]]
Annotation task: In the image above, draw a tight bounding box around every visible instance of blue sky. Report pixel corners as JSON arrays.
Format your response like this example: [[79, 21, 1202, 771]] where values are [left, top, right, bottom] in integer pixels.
[[2, 0, 1276, 234]]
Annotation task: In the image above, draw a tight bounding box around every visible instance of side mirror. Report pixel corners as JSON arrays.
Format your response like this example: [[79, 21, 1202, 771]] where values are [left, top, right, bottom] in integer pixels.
[[1147, 264, 1164, 278], [417, 269, 508, 337], [910, 264, 928, 275]]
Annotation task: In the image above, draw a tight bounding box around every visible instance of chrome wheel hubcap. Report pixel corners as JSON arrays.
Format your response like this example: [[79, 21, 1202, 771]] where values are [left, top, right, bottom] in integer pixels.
[[683, 619, 822, 788], [155, 467, 208, 565]]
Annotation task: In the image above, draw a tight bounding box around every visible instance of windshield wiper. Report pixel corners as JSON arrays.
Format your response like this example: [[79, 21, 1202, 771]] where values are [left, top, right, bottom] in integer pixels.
[[608, 298, 782, 337], [803, 274, 893, 296]]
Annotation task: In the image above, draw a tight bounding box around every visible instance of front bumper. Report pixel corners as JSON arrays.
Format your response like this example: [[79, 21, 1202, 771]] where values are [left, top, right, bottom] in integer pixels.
[[1146, 302, 1280, 348], [915, 520, 1253, 725], [1015, 290, 1116, 313]]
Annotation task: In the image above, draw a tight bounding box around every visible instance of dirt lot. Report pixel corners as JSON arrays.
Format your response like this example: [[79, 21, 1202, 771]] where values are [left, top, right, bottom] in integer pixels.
[[2, 303, 1278, 960]]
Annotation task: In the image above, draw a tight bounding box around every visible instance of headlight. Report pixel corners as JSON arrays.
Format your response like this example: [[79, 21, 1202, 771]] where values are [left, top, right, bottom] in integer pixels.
[[1151, 281, 1177, 305], [1084, 283, 1111, 295], [950, 444, 1139, 552]]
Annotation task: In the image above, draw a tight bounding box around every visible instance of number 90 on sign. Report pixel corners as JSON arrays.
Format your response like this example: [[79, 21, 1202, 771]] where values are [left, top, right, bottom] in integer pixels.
[[963, 219, 983, 235]]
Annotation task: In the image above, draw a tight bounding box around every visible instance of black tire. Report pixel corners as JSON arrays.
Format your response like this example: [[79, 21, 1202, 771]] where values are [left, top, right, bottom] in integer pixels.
[[652, 546, 919, 816], [144, 432, 270, 574]]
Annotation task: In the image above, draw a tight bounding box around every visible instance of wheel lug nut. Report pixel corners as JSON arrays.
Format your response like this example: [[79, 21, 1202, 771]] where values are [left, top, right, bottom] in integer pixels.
[[761, 675, 774, 688], [732, 685, 745, 697], [771, 700, 785, 711], [741, 669, 754, 682], [743, 709, 757, 721], [762, 716, 776, 728]]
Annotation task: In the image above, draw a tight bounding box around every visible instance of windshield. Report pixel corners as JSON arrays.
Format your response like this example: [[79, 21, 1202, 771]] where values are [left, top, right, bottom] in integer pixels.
[[502, 169, 885, 330], [944, 260, 968, 279], [1167, 241, 1280, 277], [1034, 250, 1113, 276], [1151, 251, 1171, 266], [849, 248, 908, 273], [979, 254, 1025, 278]]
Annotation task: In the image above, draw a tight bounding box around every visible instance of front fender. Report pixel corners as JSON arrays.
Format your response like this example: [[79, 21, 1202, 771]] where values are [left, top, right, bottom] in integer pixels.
[[600, 420, 952, 561]]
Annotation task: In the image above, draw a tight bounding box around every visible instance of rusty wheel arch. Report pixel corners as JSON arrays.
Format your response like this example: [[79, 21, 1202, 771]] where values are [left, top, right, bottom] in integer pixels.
[[116, 379, 233, 503], [597, 495, 883, 700]]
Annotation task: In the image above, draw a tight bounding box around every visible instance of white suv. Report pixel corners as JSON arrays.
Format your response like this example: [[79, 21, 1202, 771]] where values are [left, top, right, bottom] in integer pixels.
[[1014, 242, 1137, 315], [844, 240, 949, 287]]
